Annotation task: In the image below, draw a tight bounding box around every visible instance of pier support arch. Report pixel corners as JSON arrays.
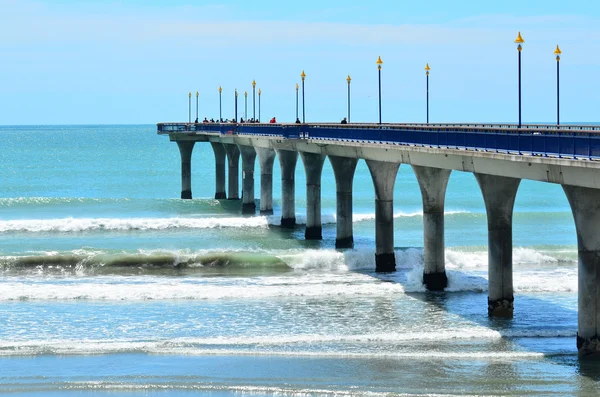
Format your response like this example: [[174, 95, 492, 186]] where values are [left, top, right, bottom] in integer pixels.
[[329, 156, 359, 249], [176, 141, 195, 200], [210, 142, 227, 199], [277, 150, 298, 228], [475, 173, 521, 317], [563, 185, 600, 357], [300, 152, 326, 240], [366, 160, 400, 272], [238, 145, 257, 214], [413, 166, 451, 290], [255, 148, 276, 215], [223, 144, 240, 200]]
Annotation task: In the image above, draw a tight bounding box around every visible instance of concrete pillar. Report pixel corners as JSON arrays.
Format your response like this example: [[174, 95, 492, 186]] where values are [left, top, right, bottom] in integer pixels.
[[255, 148, 276, 215], [474, 173, 521, 317], [238, 145, 257, 214], [277, 150, 298, 228], [223, 144, 240, 200], [176, 141, 195, 199], [366, 160, 400, 272], [300, 152, 326, 240], [210, 142, 227, 199], [412, 165, 452, 291], [329, 156, 358, 248], [562, 185, 600, 357]]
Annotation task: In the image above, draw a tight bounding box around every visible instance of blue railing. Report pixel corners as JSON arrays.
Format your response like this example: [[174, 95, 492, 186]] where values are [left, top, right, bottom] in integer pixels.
[[157, 122, 600, 159]]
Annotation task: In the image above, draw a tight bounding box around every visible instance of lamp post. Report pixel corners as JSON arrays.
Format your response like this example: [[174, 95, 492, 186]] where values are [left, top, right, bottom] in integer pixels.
[[515, 32, 525, 128], [295, 83, 299, 121], [244, 91, 248, 121], [376, 56, 383, 124], [425, 63, 430, 124], [234, 89, 238, 121], [346, 75, 351, 122], [258, 89, 261, 122], [218, 86, 222, 122], [252, 80, 256, 121], [554, 45, 562, 126], [195, 91, 199, 122], [301, 70, 306, 123], [188, 92, 191, 123]]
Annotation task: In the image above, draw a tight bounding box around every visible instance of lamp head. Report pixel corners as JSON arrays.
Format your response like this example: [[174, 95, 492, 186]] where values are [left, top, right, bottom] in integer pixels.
[[515, 32, 524, 51], [258, 89, 261, 95], [346, 75, 351, 83], [245, 91, 247, 97], [301, 70, 306, 81], [252, 80, 256, 87], [296, 83, 299, 90], [554, 44, 562, 57], [196, 91, 199, 97], [188, 92, 191, 98], [219, 86, 222, 93], [376, 56, 383, 70]]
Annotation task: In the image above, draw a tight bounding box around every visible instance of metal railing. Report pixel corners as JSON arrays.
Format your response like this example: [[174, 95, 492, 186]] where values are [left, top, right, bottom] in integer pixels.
[[157, 122, 600, 159]]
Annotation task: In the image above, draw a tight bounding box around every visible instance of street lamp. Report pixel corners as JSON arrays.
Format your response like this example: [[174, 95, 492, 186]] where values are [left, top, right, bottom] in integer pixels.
[[258, 88, 261, 122], [218, 86, 222, 122], [301, 70, 306, 123], [252, 80, 256, 121], [376, 56, 383, 124], [346, 75, 351, 123], [425, 63, 430, 124], [554, 45, 562, 126], [515, 32, 525, 128], [195, 91, 199, 123], [234, 89, 238, 121], [188, 92, 191, 123], [295, 83, 299, 121], [244, 91, 248, 121]]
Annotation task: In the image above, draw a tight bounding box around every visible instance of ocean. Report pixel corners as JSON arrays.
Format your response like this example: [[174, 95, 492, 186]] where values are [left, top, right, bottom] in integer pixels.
[[0, 124, 599, 396]]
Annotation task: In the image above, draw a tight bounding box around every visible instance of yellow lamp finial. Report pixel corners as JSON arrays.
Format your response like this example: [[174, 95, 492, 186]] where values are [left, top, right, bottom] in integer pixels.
[[296, 83, 299, 90], [258, 88, 261, 95], [196, 91, 199, 97], [515, 31, 525, 44], [554, 45, 562, 55], [301, 70, 306, 80], [219, 86, 222, 93], [346, 75, 351, 83], [376, 56, 383, 65], [424, 63, 430, 71], [245, 91, 247, 97], [252, 80, 256, 87]]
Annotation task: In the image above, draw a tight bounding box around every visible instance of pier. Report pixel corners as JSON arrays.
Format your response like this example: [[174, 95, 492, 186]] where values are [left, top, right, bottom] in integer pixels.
[[158, 121, 600, 356]]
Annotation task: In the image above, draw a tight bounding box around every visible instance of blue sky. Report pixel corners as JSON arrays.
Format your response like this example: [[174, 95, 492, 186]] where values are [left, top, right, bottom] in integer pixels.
[[1, 0, 599, 124]]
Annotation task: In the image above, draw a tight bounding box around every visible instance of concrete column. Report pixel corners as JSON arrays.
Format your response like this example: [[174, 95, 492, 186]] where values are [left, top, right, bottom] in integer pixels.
[[474, 173, 521, 317], [277, 150, 298, 228], [562, 185, 600, 357], [210, 142, 227, 199], [238, 145, 257, 214], [412, 165, 452, 291], [223, 144, 240, 200], [329, 156, 358, 248], [255, 148, 276, 215], [300, 152, 326, 240], [176, 141, 195, 199], [366, 160, 400, 272]]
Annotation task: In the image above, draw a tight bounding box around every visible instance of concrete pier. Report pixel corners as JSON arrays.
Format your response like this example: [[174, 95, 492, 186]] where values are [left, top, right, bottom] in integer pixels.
[[329, 156, 358, 248], [412, 166, 451, 290], [223, 144, 240, 200], [563, 185, 600, 357], [238, 145, 257, 214], [210, 142, 227, 199], [277, 150, 298, 228], [255, 148, 276, 215], [475, 173, 521, 317], [366, 160, 400, 272], [176, 141, 195, 199], [300, 152, 326, 240]]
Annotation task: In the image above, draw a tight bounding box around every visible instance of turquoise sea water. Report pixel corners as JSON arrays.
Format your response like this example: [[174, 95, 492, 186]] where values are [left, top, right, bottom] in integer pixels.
[[0, 125, 599, 395]]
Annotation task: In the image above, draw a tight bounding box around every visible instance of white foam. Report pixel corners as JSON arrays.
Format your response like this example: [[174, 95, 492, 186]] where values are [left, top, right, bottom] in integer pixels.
[[0, 216, 270, 233]]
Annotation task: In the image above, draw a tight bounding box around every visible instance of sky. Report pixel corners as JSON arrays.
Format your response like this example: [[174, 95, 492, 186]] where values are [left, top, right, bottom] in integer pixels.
[[1, 0, 599, 124]]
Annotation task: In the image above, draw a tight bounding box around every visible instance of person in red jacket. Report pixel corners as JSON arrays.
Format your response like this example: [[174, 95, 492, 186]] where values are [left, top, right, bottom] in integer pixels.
[[269, 117, 277, 123]]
